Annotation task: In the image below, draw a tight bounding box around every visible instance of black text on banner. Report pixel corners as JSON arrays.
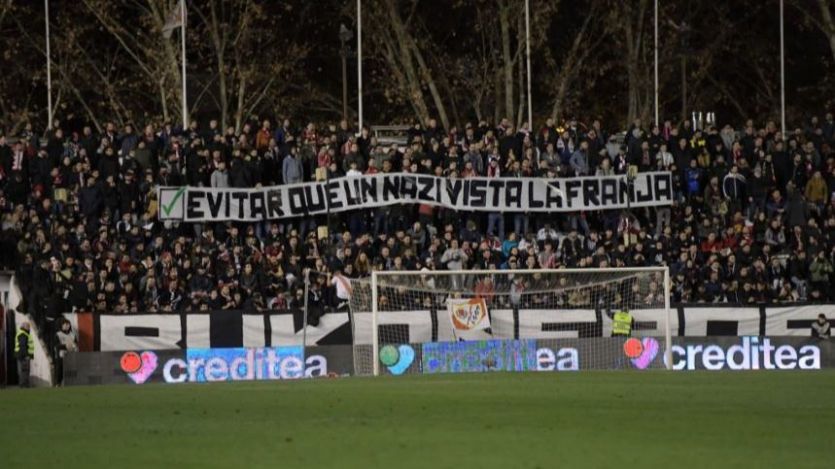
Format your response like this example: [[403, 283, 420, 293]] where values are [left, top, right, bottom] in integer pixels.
[[157, 172, 674, 222]]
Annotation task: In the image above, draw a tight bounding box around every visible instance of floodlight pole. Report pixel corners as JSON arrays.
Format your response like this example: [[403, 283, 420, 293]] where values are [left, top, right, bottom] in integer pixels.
[[654, 0, 659, 126], [326, 162, 333, 245], [339, 24, 353, 122], [302, 270, 309, 349], [180, 0, 188, 130], [663, 267, 672, 370], [357, 0, 363, 132], [525, 0, 532, 132], [779, 0, 786, 137], [45, 0, 53, 131]]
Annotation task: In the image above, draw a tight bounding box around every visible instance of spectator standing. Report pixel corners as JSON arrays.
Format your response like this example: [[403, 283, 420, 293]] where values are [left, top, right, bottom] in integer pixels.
[[256, 120, 272, 152], [809, 251, 833, 298], [811, 313, 830, 339], [282, 150, 303, 184], [685, 160, 703, 200], [747, 166, 767, 218], [805, 171, 827, 212], [210, 161, 229, 188], [55, 318, 77, 386], [15, 321, 34, 388], [330, 268, 352, 311], [441, 239, 468, 289], [723, 165, 747, 214], [785, 184, 808, 227], [569, 141, 589, 176], [656, 143, 673, 169]]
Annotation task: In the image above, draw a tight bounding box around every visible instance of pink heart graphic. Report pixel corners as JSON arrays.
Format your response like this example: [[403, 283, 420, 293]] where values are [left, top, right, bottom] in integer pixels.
[[630, 338, 659, 369], [127, 351, 158, 384]]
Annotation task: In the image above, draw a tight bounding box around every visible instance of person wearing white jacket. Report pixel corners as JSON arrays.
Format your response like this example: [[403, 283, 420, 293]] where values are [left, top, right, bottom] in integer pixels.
[[656, 143, 674, 169], [55, 318, 78, 386], [210, 161, 229, 188]]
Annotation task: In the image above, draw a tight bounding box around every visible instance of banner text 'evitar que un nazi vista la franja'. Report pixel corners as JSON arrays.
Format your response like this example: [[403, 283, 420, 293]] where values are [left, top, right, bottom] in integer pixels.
[[158, 171, 673, 222]]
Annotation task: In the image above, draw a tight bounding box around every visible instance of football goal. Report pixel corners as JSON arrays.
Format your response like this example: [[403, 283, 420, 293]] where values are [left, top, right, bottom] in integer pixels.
[[347, 267, 672, 375]]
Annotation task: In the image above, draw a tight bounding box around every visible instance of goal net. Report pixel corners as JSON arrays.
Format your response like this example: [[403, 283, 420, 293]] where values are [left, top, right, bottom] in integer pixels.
[[348, 268, 672, 376]]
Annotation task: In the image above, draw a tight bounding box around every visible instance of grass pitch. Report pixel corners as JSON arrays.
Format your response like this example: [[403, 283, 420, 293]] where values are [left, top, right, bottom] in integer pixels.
[[1, 371, 834, 468]]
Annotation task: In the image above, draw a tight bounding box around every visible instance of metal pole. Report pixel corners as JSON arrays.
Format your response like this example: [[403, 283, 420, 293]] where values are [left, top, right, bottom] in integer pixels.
[[623, 168, 635, 247], [525, 0, 532, 132], [663, 267, 672, 370], [654, 0, 659, 126], [357, 0, 363, 132], [45, 0, 53, 131], [779, 0, 786, 137], [371, 271, 379, 376], [341, 45, 348, 122], [326, 165, 333, 244], [1, 308, 7, 386], [681, 57, 687, 121], [181, 0, 188, 131], [302, 270, 309, 349]]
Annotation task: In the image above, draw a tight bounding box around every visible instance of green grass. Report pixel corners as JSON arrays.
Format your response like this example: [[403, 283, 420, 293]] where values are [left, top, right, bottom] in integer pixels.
[[2, 371, 834, 468]]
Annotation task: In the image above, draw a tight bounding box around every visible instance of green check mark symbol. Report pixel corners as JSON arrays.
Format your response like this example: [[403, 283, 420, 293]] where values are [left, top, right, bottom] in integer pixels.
[[162, 187, 186, 216]]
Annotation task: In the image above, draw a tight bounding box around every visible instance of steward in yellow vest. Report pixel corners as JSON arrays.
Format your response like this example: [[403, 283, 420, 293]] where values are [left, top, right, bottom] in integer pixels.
[[612, 310, 633, 337], [15, 322, 35, 388]]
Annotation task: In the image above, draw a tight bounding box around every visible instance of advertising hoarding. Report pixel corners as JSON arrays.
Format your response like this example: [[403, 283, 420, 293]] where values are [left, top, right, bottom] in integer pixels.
[[421, 340, 538, 374], [64, 337, 834, 385], [64, 345, 355, 386]]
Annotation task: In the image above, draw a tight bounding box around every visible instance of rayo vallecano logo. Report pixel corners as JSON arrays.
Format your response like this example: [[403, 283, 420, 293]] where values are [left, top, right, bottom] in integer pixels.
[[450, 298, 489, 331]]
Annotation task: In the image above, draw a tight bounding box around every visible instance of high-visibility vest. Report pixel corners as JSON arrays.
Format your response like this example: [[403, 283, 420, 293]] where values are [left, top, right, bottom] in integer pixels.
[[14, 329, 35, 357], [613, 311, 632, 336]]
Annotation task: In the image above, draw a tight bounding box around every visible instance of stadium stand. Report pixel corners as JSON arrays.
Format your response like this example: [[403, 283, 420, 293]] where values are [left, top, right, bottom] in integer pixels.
[[1, 114, 834, 347]]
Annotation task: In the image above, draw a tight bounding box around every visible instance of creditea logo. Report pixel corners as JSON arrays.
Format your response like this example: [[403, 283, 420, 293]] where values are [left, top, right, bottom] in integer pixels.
[[668, 337, 821, 371], [120, 351, 158, 384], [379, 344, 416, 375], [122, 347, 330, 384], [535, 346, 579, 371], [624, 338, 659, 369], [627, 337, 822, 371]]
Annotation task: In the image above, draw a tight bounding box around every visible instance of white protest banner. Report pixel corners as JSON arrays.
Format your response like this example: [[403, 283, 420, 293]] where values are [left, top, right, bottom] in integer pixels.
[[158, 172, 674, 222]]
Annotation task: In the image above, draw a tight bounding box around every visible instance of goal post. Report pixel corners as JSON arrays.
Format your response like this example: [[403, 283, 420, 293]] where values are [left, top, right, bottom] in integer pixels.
[[349, 267, 673, 376]]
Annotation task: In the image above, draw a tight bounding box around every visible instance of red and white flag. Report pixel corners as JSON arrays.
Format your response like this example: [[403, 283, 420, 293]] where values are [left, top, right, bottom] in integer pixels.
[[447, 298, 491, 341]]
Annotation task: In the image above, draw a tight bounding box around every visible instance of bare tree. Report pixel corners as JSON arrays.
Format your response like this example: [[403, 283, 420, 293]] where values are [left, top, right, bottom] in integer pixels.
[[191, 0, 308, 131], [80, 0, 184, 123], [793, 0, 835, 64], [360, 0, 450, 128], [546, 0, 608, 122], [0, 0, 43, 133], [606, 0, 651, 126]]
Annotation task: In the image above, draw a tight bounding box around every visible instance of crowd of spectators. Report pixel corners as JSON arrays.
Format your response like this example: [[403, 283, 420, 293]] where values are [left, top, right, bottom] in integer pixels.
[[2, 111, 835, 330]]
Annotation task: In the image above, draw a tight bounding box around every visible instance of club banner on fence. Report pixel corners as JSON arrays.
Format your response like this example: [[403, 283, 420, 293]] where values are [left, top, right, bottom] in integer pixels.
[[63, 304, 835, 352], [157, 172, 674, 221], [448, 298, 491, 341]]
